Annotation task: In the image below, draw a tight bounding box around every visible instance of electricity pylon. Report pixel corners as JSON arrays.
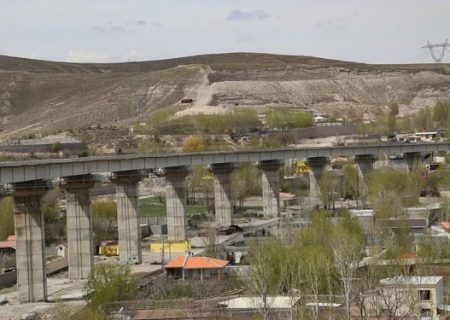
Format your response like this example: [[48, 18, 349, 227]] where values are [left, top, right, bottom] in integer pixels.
[[422, 40, 449, 63]]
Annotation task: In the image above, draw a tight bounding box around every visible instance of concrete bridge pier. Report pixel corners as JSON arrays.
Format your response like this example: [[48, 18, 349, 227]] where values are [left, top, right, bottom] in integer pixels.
[[209, 163, 236, 228], [12, 180, 52, 303], [354, 154, 377, 178], [111, 170, 145, 264], [164, 166, 190, 241], [61, 175, 96, 280], [404, 152, 422, 171], [354, 155, 377, 207], [258, 160, 284, 218], [306, 157, 330, 208]]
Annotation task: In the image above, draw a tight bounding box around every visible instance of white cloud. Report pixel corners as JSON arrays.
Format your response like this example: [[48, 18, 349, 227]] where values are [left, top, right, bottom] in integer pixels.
[[66, 50, 111, 63], [315, 14, 356, 31], [110, 25, 127, 33], [226, 10, 271, 21], [93, 24, 128, 34]]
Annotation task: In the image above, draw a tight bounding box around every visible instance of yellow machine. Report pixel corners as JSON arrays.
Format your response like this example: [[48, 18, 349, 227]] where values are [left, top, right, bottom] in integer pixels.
[[98, 243, 119, 256], [150, 240, 192, 253], [295, 160, 310, 174]]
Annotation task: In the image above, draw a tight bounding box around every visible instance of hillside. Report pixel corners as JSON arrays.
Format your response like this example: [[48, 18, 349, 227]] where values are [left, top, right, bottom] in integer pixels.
[[0, 52, 450, 137]]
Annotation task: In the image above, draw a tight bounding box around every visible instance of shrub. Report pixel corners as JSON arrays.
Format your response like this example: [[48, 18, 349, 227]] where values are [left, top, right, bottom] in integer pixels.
[[88, 263, 138, 312]]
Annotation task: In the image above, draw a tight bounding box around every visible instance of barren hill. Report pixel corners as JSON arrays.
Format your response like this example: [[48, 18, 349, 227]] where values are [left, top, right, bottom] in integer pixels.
[[0, 52, 450, 137]]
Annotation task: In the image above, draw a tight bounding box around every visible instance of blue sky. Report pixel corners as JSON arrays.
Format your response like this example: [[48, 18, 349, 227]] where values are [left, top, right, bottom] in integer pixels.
[[1, 0, 449, 64]]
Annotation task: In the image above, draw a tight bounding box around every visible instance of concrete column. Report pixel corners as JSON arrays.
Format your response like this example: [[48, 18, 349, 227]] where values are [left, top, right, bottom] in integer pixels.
[[354, 154, 377, 178], [209, 163, 236, 228], [404, 152, 422, 171], [12, 180, 51, 303], [354, 155, 377, 208], [257, 160, 284, 219], [164, 166, 190, 241], [61, 175, 95, 280], [111, 170, 144, 264], [306, 157, 330, 208]]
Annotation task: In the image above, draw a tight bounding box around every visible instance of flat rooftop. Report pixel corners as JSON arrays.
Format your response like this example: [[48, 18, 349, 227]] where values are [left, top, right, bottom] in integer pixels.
[[350, 209, 374, 217], [219, 296, 300, 309], [380, 276, 442, 286]]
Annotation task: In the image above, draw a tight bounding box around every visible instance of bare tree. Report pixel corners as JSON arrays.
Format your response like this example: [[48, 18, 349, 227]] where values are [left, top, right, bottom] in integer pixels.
[[367, 278, 419, 320], [301, 245, 334, 320], [332, 214, 365, 320]]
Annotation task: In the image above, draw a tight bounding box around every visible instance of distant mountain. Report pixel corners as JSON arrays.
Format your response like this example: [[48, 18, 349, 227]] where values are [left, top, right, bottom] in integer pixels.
[[0, 52, 449, 137]]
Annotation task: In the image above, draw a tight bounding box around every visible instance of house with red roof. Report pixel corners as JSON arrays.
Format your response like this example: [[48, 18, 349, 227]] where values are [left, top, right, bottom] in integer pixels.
[[164, 255, 229, 281], [0, 235, 16, 255]]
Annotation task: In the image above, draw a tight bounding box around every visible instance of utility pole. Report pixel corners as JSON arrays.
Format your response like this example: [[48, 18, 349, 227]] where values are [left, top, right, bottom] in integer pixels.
[[161, 236, 165, 271], [422, 40, 449, 63]]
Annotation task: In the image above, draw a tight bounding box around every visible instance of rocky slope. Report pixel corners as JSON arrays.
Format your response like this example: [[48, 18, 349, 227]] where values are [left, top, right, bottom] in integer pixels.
[[0, 53, 449, 137]]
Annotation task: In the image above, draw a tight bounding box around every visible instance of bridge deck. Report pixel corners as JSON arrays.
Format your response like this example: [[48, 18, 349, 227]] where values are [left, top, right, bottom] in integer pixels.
[[0, 142, 449, 185]]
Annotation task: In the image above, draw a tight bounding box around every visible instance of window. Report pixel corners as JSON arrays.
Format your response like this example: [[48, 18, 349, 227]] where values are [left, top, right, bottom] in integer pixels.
[[420, 308, 432, 317], [418, 290, 431, 301]]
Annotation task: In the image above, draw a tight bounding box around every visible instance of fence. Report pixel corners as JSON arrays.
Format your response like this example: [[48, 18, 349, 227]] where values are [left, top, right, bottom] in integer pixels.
[[109, 295, 346, 320]]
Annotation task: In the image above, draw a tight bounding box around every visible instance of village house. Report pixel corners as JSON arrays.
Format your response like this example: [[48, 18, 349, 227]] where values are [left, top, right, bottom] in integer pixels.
[[0, 235, 16, 256], [365, 276, 444, 319], [164, 255, 228, 281]]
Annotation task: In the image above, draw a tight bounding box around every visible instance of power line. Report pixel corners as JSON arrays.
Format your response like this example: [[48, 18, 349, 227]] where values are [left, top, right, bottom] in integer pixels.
[[422, 39, 449, 63]]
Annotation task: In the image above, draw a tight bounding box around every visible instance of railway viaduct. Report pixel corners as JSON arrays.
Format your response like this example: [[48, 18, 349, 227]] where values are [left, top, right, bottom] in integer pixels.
[[1, 142, 449, 303]]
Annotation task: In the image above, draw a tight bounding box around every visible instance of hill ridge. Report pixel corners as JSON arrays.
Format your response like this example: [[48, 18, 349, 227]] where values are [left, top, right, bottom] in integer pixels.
[[0, 52, 450, 137], [1, 52, 449, 74]]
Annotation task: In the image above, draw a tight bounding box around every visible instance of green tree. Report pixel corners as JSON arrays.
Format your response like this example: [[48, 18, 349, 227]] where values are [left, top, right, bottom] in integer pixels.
[[342, 162, 362, 208], [433, 100, 450, 128], [92, 201, 118, 241], [186, 165, 214, 208], [42, 187, 60, 222], [146, 110, 174, 130], [229, 108, 260, 133], [388, 102, 399, 116], [413, 107, 433, 130], [232, 162, 261, 209], [0, 197, 14, 241], [246, 239, 288, 320], [387, 114, 396, 135], [42, 187, 64, 244], [319, 172, 341, 210], [87, 263, 138, 313], [416, 235, 440, 262], [299, 244, 335, 320], [265, 107, 313, 129], [332, 212, 365, 320], [367, 168, 420, 220], [52, 141, 63, 153], [138, 140, 163, 153], [297, 211, 334, 248], [182, 135, 206, 153], [384, 218, 414, 259]]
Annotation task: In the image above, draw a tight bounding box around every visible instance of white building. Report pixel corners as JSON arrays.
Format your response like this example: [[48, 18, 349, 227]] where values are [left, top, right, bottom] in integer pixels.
[[415, 132, 439, 142], [366, 276, 444, 319]]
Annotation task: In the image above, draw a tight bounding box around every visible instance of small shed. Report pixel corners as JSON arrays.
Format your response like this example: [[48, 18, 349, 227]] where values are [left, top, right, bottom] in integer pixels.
[[165, 255, 229, 281], [56, 244, 67, 258]]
